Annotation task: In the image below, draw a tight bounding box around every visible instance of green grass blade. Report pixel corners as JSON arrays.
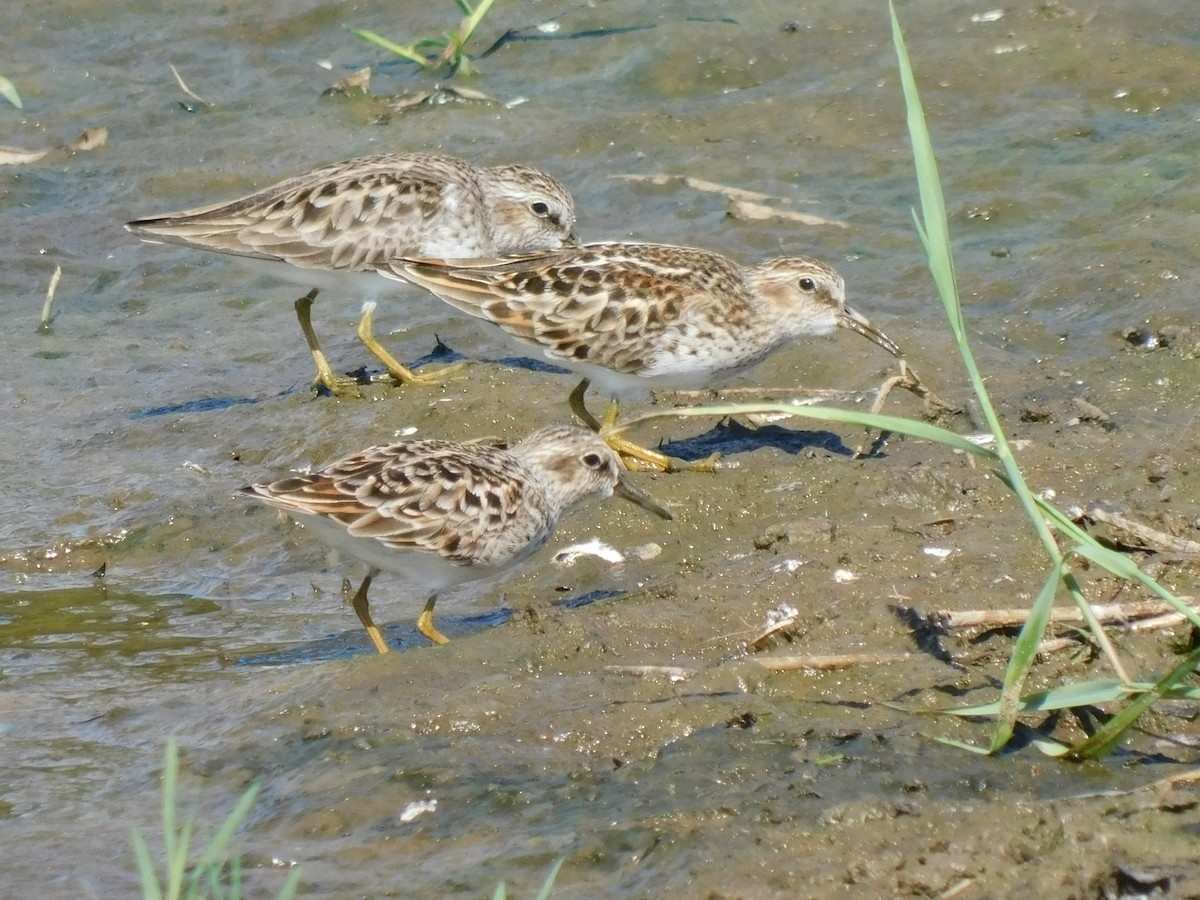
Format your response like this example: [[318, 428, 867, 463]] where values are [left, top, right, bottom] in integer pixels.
[[1022, 494, 1200, 629], [608, 402, 999, 460], [277, 867, 304, 900], [348, 28, 430, 67], [168, 819, 192, 900], [160, 740, 177, 863], [939, 680, 1129, 716], [0, 76, 22, 109], [190, 781, 261, 873], [925, 679, 1200, 718], [888, 2, 1194, 756], [458, 0, 496, 46], [1070, 541, 1200, 628], [228, 853, 243, 898], [889, 2, 960, 334], [892, 2, 1095, 752], [492, 857, 563, 900], [535, 858, 566, 900], [988, 562, 1066, 752], [1066, 646, 1200, 760], [161, 741, 191, 900], [936, 730, 1071, 757], [131, 828, 163, 900]]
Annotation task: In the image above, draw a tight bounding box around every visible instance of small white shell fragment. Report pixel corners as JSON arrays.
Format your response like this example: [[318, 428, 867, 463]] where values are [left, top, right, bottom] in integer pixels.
[[970, 10, 1004, 23], [1037, 488, 1056, 501], [772, 559, 806, 574], [399, 799, 437, 823], [833, 568, 857, 583], [764, 603, 799, 627], [536, 20, 560, 33], [631, 542, 663, 561], [923, 546, 953, 559], [553, 539, 625, 566]]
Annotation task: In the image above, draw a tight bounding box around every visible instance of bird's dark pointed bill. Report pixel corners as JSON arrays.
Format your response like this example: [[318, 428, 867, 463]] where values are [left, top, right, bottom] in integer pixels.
[[615, 474, 673, 521], [841, 306, 902, 358]]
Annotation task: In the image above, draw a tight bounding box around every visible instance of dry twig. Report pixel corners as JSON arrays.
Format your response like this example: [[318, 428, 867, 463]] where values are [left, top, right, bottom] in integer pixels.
[[930, 597, 1198, 630], [1080, 503, 1200, 560], [751, 652, 914, 672]]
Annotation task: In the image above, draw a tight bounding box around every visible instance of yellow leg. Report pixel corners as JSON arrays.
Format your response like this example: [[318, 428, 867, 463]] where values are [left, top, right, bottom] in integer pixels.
[[567, 378, 603, 431], [347, 568, 390, 654], [415, 594, 450, 645], [356, 302, 467, 387], [294, 290, 363, 397], [567, 379, 718, 474]]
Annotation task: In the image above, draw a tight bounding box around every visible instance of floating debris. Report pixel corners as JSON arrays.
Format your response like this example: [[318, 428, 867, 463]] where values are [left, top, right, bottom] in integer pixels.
[[170, 63, 212, 108], [388, 84, 497, 113], [0, 144, 50, 165], [70, 127, 107, 152], [727, 198, 849, 228], [39, 265, 62, 331], [324, 67, 371, 97], [398, 798, 437, 823], [749, 602, 801, 651]]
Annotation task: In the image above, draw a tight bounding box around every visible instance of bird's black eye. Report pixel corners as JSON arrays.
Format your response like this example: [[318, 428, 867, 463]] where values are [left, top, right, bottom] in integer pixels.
[[582, 452, 604, 469], [798, 276, 816, 292], [530, 201, 551, 217]]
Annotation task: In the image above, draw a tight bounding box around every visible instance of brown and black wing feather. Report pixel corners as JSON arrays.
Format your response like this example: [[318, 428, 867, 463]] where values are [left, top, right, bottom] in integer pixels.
[[395, 242, 751, 375], [241, 439, 552, 565], [127, 154, 485, 272]]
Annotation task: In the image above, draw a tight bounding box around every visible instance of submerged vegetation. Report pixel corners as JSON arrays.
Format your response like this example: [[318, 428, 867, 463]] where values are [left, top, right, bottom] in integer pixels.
[[133, 741, 301, 900], [350, 0, 497, 76]]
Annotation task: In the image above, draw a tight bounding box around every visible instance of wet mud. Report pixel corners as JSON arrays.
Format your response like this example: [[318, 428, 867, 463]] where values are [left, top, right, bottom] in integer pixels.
[[2, 1, 1199, 897]]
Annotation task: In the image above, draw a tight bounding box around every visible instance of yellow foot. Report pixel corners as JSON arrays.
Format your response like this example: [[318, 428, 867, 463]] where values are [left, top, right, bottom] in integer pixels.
[[567, 378, 718, 474], [312, 370, 365, 398], [617, 443, 721, 473], [294, 290, 362, 398], [416, 595, 450, 646], [357, 302, 469, 387]]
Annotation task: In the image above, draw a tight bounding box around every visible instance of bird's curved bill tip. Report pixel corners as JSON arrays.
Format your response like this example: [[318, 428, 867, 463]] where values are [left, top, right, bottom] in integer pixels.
[[841, 306, 902, 358], [615, 474, 673, 521]]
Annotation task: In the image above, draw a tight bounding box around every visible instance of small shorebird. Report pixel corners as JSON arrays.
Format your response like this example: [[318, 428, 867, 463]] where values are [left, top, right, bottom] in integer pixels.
[[241, 425, 667, 652], [381, 242, 900, 470], [127, 152, 578, 395]]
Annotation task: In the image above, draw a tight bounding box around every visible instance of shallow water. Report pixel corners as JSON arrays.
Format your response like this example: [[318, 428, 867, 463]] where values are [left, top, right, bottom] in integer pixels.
[[3, 1, 1200, 896]]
